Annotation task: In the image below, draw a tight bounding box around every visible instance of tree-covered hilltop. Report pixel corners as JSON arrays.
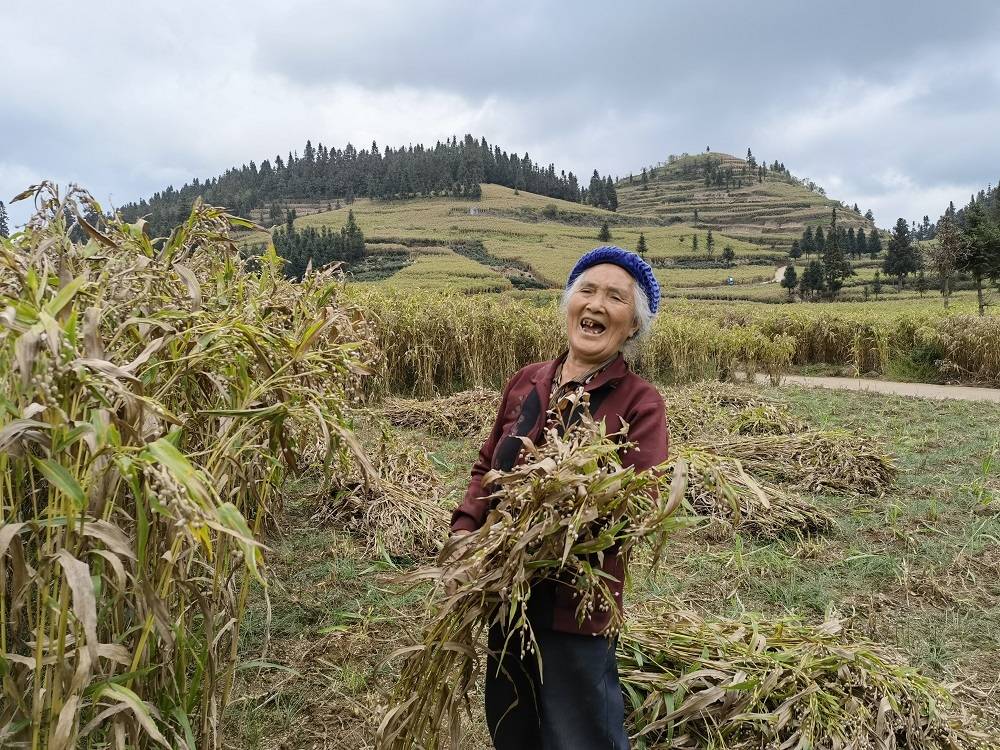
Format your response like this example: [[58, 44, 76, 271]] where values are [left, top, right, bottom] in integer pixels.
[[120, 135, 613, 235]]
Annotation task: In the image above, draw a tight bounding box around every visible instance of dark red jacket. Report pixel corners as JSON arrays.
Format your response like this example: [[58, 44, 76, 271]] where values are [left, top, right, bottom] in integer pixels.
[[451, 352, 669, 636]]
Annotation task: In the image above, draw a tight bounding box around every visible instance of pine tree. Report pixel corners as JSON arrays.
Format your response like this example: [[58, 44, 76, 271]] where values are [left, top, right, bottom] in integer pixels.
[[929, 214, 962, 308], [856, 228, 867, 259], [721, 246, 735, 266], [801, 226, 814, 255], [821, 211, 852, 297], [640, 168, 648, 189], [706, 229, 715, 256], [958, 201, 1000, 315], [693, 234, 699, 252], [868, 230, 882, 258], [872, 271, 883, 300], [268, 201, 282, 226], [636, 232, 647, 259], [916, 269, 927, 297], [865, 209, 875, 222], [814, 225, 825, 255], [789, 240, 802, 259], [883, 218, 919, 289], [781, 265, 798, 298], [605, 176, 618, 212], [799, 260, 825, 300], [0, 201, 8, 238], [598, 221, 611, 242]]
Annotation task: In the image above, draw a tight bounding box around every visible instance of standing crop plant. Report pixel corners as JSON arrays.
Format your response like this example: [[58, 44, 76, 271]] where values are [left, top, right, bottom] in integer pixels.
[[376, 395, 687, 749], [0, 184, 374, 748]]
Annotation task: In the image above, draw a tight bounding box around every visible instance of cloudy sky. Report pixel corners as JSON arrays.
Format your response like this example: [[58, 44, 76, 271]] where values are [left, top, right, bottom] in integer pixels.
[[3, 0, 999, 229]]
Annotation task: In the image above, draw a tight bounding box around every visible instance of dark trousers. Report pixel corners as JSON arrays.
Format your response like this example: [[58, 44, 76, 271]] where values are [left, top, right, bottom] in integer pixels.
[[484, 624, 629, 750]]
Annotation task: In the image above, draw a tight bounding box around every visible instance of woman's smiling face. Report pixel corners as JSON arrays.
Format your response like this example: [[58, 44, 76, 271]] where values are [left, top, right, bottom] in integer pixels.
[[565, 264, 639, 364]]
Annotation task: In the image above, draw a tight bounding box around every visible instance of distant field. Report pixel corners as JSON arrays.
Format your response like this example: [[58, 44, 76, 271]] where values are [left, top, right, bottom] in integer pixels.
[[290, 184, 767, 287], [369, 246, 511, 293], [657, 264, 777, 288], [244, 180, 958, 308]]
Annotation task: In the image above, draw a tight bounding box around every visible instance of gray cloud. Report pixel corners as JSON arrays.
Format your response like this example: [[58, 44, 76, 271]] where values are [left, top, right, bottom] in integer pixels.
[[2, 0, 999, 229]]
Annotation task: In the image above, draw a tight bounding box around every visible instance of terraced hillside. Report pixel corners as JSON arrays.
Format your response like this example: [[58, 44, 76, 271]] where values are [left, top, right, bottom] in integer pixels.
[[617, 152, 875, 248], [266, 184, 785, 296]]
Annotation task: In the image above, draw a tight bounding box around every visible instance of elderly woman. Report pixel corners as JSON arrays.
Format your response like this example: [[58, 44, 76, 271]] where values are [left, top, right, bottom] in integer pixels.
[[450, 246, 669, 750]]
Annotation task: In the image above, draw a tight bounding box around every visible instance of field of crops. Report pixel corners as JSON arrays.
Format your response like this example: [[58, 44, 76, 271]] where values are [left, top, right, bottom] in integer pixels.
[[3, 196, 1000, 749], [351, 288, 1000, 394]]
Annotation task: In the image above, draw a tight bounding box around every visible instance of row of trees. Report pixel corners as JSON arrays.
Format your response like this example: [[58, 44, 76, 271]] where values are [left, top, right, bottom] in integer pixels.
[[271, 210, 365, 281], [790, 224, 882, 260], [925, 188, 1000, 313], [780, 188, 1000, 312], [781, 209, 854, 299], [587, 171, 619, 211], [120, 135, 612, 235]]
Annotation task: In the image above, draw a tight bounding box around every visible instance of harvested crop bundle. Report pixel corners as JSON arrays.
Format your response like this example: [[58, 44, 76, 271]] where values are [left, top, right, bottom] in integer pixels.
[[376, 396, 685, 750], [677, 447, 834, 538], [662, 382, 808, 443], [315, 422, 448, 557], [374, 387, 501, 442], [705, 430, 898, 496], [619, 607, 988, 750]]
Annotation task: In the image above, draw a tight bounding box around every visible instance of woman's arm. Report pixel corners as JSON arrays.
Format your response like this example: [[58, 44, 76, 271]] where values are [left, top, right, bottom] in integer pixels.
[[621, 391, 669, 474], [449, 373, 521, 533]]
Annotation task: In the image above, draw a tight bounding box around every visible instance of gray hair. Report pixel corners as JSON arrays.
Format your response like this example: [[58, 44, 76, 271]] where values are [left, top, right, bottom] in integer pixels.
[[560, 269, 655, 358]]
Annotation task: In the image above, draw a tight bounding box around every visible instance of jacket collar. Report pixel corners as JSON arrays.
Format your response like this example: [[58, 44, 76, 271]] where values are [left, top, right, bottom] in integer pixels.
[[530, 351, 629, 392]]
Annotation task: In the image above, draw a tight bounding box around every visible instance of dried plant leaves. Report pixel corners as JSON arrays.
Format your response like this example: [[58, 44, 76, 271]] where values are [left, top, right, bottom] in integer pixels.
[[0, 183, 373, 748], [619, 606, 988, 750]]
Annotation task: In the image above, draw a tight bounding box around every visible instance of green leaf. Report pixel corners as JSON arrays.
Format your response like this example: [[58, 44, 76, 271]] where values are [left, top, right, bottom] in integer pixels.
[[213, 502, 264, 584], [32, 457, 85, 508], [170, 706, 197, 750], [145, 435, 209, 504], [43, 275, 87, 317]]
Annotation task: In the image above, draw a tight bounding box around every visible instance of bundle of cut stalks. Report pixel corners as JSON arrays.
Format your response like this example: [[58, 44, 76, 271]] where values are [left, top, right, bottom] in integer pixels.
[[315, 422, 448, 557], [704, 431, 898, 496], [677, 447, 834, 538], [374, 387, 501, 442], [376, 395, 686, 750], [662, 382, 808, 443], [619, 607, 989, 750]]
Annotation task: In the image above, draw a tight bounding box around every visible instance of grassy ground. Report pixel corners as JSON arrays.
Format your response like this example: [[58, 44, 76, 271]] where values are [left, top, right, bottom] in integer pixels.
[[225, 384, 1000, 749]]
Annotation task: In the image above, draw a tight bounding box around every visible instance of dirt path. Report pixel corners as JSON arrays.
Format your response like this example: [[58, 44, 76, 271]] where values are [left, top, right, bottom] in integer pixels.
[[754, 373, 1000, 402]]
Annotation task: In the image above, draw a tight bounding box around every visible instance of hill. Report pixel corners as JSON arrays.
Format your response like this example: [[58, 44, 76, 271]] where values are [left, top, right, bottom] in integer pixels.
[[616, 151, 875, 249], [246, 184, 785, 297], [118, 135, 613, 236]]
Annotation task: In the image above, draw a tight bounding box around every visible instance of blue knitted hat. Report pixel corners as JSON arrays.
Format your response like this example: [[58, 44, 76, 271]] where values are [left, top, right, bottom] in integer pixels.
[[566, 246, 661, 314]]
